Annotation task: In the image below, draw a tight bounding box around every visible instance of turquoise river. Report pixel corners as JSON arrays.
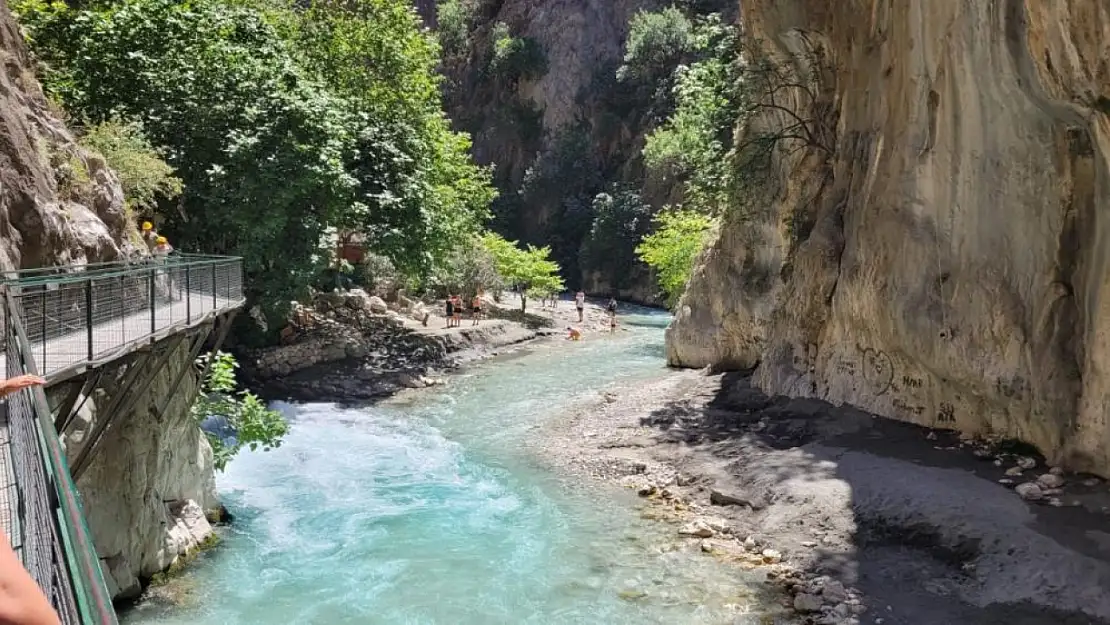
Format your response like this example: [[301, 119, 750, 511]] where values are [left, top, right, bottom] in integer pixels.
[[123, 310, 766, 625]]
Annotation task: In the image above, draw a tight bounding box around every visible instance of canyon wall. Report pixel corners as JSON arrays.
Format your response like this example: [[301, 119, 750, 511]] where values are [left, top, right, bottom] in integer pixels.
[[3, 2, 219, 597], [56, 343, 219, 599], [668, 1, 1110, 475]]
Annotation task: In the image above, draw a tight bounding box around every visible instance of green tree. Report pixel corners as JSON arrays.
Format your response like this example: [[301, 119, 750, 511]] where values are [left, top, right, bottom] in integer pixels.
[[642, 14, 741, 215], [480, 233, 564, 312], [191, 352, 287, 471], [635, 209, 714, 307], [488, 21, 546, 83], [15, 0, 496, 333], [579, 187, 653, 287], [286, 0, 496, 275], [618, 7, 694, 84]]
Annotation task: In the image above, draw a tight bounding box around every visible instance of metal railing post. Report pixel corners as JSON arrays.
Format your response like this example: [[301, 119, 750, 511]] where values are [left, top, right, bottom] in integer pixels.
[[149, 268, 156, 334], [85, 280, 93, 360], [211, 262, 217, 311], [40, 291, 46, 371], [185, 265, 191, 323]]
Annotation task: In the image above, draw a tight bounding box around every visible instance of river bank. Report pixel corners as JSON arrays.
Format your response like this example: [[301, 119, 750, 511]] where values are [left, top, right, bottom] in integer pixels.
[[534, 368, 1110, 625], [239, 290, 621, 402]]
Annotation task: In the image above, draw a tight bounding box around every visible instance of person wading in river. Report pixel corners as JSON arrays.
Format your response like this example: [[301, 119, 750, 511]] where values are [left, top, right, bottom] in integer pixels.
[[607, 297, 618, 333], [575, 291, 585, 322], [0, 374, 63, 625]]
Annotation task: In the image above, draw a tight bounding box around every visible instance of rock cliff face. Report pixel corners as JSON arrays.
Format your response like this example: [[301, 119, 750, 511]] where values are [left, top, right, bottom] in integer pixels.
[[0, 1, 134, 271], [440, 0, 667, 301], [668, 1, 1110, 476], [55, 342, 219, 599], [3, 3, 218, 598]]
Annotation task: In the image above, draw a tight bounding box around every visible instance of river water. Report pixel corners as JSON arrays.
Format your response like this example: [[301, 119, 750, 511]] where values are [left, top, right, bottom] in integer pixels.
[[124, 311, 764, 625]]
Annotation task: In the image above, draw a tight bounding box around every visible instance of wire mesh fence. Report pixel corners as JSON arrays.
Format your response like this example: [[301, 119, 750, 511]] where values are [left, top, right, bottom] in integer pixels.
[[4, 297, 115, 624], [3, 256, 243, 379]]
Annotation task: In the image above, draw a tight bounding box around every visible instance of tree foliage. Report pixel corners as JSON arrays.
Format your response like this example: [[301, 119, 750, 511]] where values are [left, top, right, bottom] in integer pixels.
[[479, 233, 564, 312], [579, 187, 653, 288], [191, 352, 287, 471], [78, 118, 183, 215], [635, 209, 714, 307], [643, 14, 741, 215], [14, 0, 495, 333], [618, 7, 694, 84], [488, 22, 547, 83]]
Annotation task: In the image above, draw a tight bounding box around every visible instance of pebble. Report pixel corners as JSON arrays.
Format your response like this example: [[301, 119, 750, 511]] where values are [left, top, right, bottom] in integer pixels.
[[1083, 478, 1102, 487], [1005, 466, 1024, 476], [743, 535, 759, 551], [793, 593, 823, 613], [1037, 473, 1065, 489], [1015, 482, 1043, 500], [761, 548, 782, 564], [678, 520, 714, 538], [1017, 456, 1037, 470]]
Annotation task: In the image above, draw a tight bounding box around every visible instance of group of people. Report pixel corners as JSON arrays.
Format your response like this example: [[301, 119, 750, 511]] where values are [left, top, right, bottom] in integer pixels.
[[141, 221, 173, 258], [445, 292, 483, 328], [565, 292, 620, 340]]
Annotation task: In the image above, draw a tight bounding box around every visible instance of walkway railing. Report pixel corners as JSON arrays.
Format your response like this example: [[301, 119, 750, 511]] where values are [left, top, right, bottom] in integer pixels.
[[0, 253, 245, 623], [3, 254, 244, 381], [3, 293, 116, 625]]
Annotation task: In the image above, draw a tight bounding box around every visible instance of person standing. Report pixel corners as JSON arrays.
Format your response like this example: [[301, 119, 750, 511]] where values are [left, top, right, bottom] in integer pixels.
[[141, 221, 158, 254], [575, 291, 585, 322], [471, 292, 483, 326], [607, 297, 618, 333], [153, 235, 177, 302], [445, 295, 455, 329]]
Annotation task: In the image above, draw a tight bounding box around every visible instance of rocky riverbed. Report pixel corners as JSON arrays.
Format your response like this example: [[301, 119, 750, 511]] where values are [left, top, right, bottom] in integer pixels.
[[532, 369, 1110, 625], [239, 289, 620, 402]]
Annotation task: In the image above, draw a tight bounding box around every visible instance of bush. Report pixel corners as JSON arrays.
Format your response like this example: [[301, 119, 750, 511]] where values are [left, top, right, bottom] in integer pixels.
[[489, 22, 547, 82], [635, 209, 714, 307], [78, 118, 182, 213], [429, 237, 504, 298], [437, 0, 472, 57], [618, 7, 694, 83], [191, 352, 287, 471], [359, 252, 399, 293]]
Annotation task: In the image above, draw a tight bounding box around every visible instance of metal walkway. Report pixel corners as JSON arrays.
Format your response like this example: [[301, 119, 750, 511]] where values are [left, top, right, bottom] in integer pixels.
[[0, 254, 245, 624]]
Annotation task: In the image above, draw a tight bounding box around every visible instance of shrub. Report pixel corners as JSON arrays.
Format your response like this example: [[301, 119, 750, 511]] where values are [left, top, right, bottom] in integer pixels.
[[635, 209, 714, 307], [617, 7, 694, 83], [437, 0, 472, 57], [489, 22, 547, 82], [192, 352, 287, 471], [78, 118, 182, 213]]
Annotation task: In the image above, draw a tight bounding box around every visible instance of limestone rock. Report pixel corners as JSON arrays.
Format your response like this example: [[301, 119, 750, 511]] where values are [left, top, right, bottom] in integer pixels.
[[368, 295, 389, 314], [57, 340, 220, 598], [793, 592, 823, 613], [663, 0, 1110, 478], [1015, 482, 1044, 501], [1037, 473, 1065, 489], [678, 520, 715, 538]]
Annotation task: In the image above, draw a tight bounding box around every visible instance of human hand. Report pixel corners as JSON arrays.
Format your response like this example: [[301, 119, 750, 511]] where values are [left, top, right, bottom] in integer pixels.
[[0, 375, 46, 397]]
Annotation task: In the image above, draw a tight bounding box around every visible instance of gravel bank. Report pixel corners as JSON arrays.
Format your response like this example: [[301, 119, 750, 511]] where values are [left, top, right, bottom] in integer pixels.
[[532, 368, 1110, 625]]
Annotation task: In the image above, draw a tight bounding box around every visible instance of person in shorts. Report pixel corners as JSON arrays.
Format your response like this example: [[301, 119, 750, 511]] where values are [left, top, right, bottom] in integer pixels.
[[445, 295, 454, 328], [471, 293, 482, 326], [575, 291, 585, 322]]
